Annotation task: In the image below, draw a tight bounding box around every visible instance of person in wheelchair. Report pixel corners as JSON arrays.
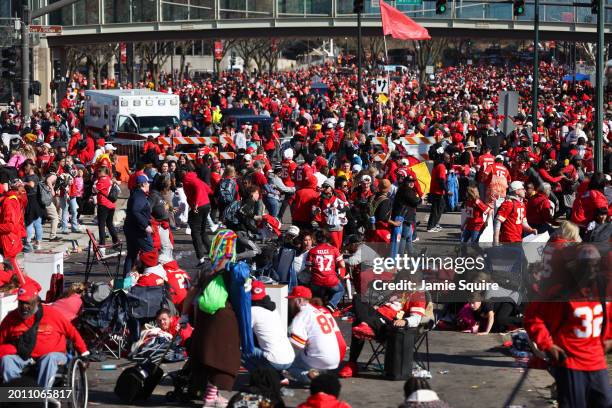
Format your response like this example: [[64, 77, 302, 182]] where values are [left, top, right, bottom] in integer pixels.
[[0, 280, 89, 388], [338, 291, 426, 378]]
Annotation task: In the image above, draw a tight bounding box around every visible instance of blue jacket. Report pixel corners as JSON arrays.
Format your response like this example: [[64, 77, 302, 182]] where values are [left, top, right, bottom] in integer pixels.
[[124, 188, 151, 237]]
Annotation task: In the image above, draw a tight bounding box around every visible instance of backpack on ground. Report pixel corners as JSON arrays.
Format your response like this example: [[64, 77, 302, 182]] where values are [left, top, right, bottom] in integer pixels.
[[37, 181, 53, 207], [223, 200, 241, 227], [217, 178, 237, 206]]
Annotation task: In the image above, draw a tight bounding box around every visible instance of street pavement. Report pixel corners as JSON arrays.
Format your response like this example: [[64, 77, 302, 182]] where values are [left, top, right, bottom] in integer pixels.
[[53, 205, 556, 408]]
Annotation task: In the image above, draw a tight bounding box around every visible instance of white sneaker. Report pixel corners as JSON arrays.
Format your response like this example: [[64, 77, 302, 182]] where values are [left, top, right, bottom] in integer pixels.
[[185, 227, 191, 235]]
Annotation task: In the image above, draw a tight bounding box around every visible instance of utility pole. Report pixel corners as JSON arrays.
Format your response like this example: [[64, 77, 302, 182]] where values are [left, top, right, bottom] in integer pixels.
[[594, 0, 604, 171], [21, 0, 30, 119], [531, 0, 540, 131], [357, 10, 362, 106]]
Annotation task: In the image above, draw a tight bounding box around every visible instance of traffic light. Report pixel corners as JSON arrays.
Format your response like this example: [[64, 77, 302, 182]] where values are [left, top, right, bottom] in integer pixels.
[[435, 0, 447, 14], [1, 48, 17, 80], [513, 0, 525, 16], [29, 81, 41, 96], [53, 60, 62, 81], [353, 0, 364, 13], [591, 0, 597, 14]]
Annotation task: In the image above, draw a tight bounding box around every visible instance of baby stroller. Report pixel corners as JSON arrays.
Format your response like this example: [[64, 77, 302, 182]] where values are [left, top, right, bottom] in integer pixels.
[[165, 359, 203, 403]]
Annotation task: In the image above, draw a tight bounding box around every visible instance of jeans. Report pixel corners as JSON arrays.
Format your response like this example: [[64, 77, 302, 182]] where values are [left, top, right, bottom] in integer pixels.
[[124, 233, 153, 276], [460, 229, 481, 243], [26, 217, 43, 245], [242, 347, 292, 372], [188, 204, 211, 260], [287, 352, 327, 385], [264, 196, 281, 219], [390, 222, 414, 258], [311, 282, 345, 309], [1, 352, 67, 389], [60, 196, 79, 232], [97, 204, 118, 246]]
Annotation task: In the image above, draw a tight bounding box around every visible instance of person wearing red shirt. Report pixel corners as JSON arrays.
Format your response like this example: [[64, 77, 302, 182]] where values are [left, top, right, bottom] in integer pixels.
[[281, 149, 297, 188], [94, 166, 120, 252], [295, 158, 315, 189], [524, 245, 612, 408], [250, 161, 268, 190], [527, 183, 555, 234], [128, 164, 147, 191], [155, 308, 192, 348], [461, 186, 491, 243], [180, 169, 213, 265], [485, 156, 511, 202], [306, 230, 346, 311], [163, 260, 191, 311], [0, 281, 89, 388], [571, 172, 609, 227], [427, 154, 449, 232], [67, 128, 82, 156], [0, 179, 27, 261], [291, 175, 320, 231], [494, 181, 536, 243]]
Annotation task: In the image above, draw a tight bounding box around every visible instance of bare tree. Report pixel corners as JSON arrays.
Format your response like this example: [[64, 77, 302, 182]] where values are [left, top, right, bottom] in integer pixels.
[[576, 42, 596, 66], [65, 46, 86, 81], [411, 37, 448, 86], [137, 42, 171, 89], [177, 41, 195, 84], [233, 39, 267, 74], [363, 37, 385, 63], [81, 44, 117, 89]]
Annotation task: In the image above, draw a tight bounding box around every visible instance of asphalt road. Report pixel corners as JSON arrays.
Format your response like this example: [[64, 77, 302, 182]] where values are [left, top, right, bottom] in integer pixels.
[[63, 208, 555, 408]]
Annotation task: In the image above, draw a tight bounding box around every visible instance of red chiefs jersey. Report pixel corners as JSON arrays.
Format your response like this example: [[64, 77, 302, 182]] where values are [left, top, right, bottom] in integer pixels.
[[525, 301, 611, 371], [464, 198, 491, 231], [294, 163, 314, 189], [496, 198, 527, 243], [281, 159, 297, 187], [164, 263, 191, 310], [477, 153, 495, 181], [376, 292, 427, 321], [307, 243, 343, 287], [486, 163, 511, 186]]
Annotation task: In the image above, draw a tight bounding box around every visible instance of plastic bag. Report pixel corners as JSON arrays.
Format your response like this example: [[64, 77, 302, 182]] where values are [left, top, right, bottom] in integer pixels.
[[198, 274, 228, 314]]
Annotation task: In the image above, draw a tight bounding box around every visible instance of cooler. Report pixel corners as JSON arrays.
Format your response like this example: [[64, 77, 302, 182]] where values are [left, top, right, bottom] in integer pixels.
[[24, 251, 64, 300], [0, 293, 17, 323]]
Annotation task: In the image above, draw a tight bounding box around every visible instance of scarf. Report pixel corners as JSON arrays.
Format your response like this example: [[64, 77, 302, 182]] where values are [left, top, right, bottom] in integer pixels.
[[17, 305, 44, 360], [252, 295, 276, 312]]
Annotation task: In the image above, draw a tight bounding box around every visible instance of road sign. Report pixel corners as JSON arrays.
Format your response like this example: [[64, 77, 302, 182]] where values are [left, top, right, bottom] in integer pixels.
[[376, 77, 389, 94], [497, 91, 519, 118], [377, 94, 389, 105], [396, 0, 423, 4], [29, 25, 62, 34], [425, 65, 434, 74]]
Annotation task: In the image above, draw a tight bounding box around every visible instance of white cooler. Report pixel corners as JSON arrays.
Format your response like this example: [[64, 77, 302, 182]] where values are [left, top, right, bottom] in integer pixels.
[[265, 284, 288, 333], [0, 293, 17, 323], [24, 251, 64, 300]]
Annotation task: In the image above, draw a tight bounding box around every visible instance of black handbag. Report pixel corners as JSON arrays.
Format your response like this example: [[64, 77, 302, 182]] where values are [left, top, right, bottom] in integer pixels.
[[114, 362, 164, 403], [384, 326, 416, 381]]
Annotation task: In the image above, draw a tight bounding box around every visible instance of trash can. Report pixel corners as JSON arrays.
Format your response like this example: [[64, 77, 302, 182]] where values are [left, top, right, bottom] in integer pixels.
[[384, 326, 416, 380], [24, 251, 64, 300]]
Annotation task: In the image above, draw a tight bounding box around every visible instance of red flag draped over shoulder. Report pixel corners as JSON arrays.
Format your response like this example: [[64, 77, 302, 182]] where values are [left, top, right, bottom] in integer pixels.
[[379, 0, 431, 40]]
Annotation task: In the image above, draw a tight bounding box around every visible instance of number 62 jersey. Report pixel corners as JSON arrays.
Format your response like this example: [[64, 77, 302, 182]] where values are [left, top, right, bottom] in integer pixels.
[[290, 303, 347, 370], [524, 300, 612, 371]]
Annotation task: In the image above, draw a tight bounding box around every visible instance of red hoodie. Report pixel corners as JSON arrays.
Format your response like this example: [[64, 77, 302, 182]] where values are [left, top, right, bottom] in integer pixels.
[[297, 393, 351, 408], [182, 171, 213, 208], [291, 177, 320, 224]]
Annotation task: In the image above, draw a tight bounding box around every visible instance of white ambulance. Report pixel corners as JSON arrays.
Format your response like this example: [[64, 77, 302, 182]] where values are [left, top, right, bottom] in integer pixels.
[[84, 89, 180, 140]]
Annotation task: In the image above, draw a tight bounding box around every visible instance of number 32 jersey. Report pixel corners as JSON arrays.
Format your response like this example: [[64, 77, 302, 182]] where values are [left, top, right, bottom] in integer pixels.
[[290, 304, 346, 370], [525, 300, 612, 371]]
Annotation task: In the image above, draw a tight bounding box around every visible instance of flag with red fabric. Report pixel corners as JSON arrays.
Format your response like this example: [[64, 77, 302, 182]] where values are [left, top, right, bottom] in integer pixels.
[[379, 0, 431, 40]]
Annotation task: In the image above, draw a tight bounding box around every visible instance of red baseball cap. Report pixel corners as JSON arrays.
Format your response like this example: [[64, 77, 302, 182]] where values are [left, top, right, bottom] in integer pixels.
[[287, 285, 312, 299], [17, 280, 41, 302], [140, 250, 159, 268], [251, 280, 267, 301]]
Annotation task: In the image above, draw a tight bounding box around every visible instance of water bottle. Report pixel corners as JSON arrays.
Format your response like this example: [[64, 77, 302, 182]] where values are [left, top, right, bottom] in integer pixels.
[[101, 364, 117, 370]]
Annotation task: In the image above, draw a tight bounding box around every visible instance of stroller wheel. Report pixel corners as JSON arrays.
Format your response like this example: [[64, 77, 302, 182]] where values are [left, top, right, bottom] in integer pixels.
[[165, 391, 176, 401]]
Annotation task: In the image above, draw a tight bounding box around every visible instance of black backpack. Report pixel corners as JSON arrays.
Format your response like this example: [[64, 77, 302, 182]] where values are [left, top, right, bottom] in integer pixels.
[[106, 183, 120, 203], [217, 178, 237, 206], [223, 200, 242, 227]]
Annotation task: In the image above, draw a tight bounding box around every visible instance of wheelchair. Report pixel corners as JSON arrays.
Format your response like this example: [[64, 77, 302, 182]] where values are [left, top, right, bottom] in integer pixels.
[[0, 344, 88, 408]]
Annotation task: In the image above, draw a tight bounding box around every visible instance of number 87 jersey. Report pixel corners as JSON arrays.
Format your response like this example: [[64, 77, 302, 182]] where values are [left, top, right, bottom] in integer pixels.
[[524, 301, 612, 371]]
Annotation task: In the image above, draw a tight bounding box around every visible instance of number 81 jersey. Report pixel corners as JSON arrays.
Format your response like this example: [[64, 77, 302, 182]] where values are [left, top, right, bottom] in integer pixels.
[[525, 301, 611, 371], [290, 303, 347, 370]]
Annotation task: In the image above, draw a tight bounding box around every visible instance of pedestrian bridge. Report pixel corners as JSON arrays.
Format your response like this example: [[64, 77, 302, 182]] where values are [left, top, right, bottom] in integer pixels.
[[30, 0, 612, 44]]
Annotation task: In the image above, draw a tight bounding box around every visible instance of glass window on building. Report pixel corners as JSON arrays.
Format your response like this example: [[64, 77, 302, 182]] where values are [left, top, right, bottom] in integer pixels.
[[74, 0, 100, 25], [132, 0, 157, 22], [190, 0, 214, 20], [247, 0, 273, 18], [163, 0, 189, 21], [49, 0, 74, 26], [220, 0, 247, 19], [104, 0, 130, 23]]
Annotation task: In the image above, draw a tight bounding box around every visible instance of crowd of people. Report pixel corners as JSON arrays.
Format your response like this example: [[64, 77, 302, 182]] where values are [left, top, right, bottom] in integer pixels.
[[0, 56, 609, 407]]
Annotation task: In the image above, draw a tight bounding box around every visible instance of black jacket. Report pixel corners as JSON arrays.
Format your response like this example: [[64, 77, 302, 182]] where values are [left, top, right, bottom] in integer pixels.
[[124, 188, 151, 236], [392, 185, 420, 223], [149, 188, 169, 221]]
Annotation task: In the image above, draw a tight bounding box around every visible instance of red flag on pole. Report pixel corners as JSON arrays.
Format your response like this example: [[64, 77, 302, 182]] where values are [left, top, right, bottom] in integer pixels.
[[379, 0, 431, 40]]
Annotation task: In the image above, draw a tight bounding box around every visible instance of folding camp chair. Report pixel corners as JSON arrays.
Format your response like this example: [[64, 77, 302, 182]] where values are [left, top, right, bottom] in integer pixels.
[[85, 228, 123, 283]]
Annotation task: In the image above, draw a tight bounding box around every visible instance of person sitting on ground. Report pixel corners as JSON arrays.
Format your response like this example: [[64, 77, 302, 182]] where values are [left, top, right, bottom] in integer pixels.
[[155, 308, 192, 347], [134, 250, 167, 287], [398, 377, 451, 408], [287, 286, 346, 385], [47, 282, 87, 322], [339, 291, 426, 378], [306, 230, 346, 312], [243, 280, 295, 373], [465, 292, 522, 335], [297, 373, 351, 408], [0, 281, 89, 388]]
